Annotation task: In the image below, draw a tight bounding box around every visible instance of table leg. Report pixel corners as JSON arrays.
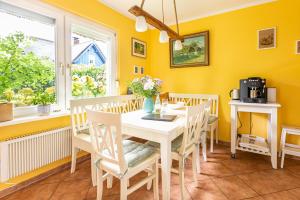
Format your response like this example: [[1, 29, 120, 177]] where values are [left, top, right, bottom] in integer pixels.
[[270, 109, 278, 169], [160, 138, 171, 200], [231, 105, 237, 157]]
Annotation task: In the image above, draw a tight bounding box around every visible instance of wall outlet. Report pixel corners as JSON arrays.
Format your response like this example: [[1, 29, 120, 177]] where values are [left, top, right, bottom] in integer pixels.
[[140, 66, 144, 74]]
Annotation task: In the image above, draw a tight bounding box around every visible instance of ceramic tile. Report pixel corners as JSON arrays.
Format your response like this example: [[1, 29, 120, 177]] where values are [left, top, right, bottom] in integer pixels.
[[238, 169, 300, 195], [212, 175, 258, 200], [186, 179, 227, 200]]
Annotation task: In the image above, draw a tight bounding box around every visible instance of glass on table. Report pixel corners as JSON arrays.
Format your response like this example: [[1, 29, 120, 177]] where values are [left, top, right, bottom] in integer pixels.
[[160, 99, 168, 116]]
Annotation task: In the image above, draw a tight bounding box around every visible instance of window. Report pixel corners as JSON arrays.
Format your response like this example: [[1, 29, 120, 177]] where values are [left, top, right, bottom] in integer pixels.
[[65, 17, 117, 104], [0, 0, 117, 116], [0, 1, 58, 113]]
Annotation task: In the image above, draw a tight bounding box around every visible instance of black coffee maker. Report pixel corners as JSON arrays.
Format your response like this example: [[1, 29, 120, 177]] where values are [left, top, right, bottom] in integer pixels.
[[240, 77, 267, 103]]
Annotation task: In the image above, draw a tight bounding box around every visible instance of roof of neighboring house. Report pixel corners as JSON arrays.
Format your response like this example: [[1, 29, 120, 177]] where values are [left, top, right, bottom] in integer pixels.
[[72, 41, 106, 64]]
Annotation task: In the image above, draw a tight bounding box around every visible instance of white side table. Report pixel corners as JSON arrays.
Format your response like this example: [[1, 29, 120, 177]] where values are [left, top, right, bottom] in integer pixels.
[[229, 100, 281, 169]]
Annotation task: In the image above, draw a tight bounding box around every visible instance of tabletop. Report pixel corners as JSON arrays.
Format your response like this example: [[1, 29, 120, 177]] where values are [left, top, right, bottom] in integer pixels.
[[121, 110, 186, 136]]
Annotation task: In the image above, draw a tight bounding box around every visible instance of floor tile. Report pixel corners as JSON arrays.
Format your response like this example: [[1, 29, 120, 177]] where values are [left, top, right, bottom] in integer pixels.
[[50, 179, 90, 199], [212, 175, 258, 200], [221, 157, 272, 175], [199, 162, 234, 178], [261, 190, 299, 200], [186, 179, 227, 200], [238, 169, 300, 195], [4, 183, 58, 200]]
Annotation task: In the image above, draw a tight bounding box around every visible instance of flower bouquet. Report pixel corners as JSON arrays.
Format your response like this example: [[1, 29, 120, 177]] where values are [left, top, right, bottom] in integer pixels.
[[129, 76, 162, 113]]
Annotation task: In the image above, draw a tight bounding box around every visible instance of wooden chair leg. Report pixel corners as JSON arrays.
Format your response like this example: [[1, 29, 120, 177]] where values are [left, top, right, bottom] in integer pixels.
[[146, 172, 152, 190], [281, 151, 285, 168], [210, 127, 214, 153], [179, 158, 186, 200], [153, 160, 159, 200], [97, 168, 103, 200], [91, 154, 97, 187], [196, 144, 201, 174], [107, 175, 113, 189], [216, 122, 219, 144], [202, 134, 207, 162], [71, 146, 79, 173], [192, 148, 197, 182], [120, 178, 128, 200]]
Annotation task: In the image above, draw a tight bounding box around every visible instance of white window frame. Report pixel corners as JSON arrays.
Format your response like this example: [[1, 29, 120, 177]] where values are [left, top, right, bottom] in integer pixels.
[[0, 0, 66, 117], [0, 0, 119, 117], [64, 15, 118, 108]]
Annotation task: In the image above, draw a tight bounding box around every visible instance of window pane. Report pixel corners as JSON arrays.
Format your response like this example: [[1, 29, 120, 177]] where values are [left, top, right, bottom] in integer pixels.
[[71, 28, 107, 99], [0, 3, 56, 107]]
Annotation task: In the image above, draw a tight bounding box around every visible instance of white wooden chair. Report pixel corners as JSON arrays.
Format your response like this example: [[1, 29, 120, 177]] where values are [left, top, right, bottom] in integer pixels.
[[70, 95, 143, 186], [86, 110, 160, 200], [147, 104, 206, 199], [169, 93, 219, 154], [280, 126, 300, 168]]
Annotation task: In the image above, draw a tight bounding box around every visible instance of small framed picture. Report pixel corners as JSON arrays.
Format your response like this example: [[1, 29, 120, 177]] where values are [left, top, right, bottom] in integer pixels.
[[132, 38, 147, 58], [258, 27, 276, 50], [296, 40, 300, 54]]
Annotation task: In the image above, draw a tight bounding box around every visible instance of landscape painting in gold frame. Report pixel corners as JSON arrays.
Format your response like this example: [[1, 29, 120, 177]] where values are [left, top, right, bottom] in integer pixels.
[[170, 31, 209, 68]]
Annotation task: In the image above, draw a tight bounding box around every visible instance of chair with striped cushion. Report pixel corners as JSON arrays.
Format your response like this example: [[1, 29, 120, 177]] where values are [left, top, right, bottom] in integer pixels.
[[87, 110, 160, 200], [70, 95, 143, 186], [147, 104, 206, 199], [169, 93, 219, 154]]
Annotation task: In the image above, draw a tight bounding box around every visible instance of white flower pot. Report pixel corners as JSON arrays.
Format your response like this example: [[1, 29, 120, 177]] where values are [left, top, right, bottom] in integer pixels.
[[37, 105, 51, 116]]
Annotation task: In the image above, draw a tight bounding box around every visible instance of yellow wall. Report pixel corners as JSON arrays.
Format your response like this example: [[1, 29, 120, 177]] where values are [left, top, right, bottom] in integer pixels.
[[149, 0, 300, 142]]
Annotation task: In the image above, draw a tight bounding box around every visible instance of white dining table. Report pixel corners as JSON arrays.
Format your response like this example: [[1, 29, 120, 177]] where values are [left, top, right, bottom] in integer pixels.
[[121, 110, 186, 200]]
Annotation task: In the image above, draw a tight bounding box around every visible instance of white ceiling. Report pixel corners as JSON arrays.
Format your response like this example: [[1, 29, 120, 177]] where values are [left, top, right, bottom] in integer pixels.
[[99, 0, 274, 25]]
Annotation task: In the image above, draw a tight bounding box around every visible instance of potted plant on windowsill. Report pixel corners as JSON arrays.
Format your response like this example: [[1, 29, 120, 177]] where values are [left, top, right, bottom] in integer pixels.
[[0, 89, 14, 122], [129, 76, 162, 113], [33, 87, 55, 116]]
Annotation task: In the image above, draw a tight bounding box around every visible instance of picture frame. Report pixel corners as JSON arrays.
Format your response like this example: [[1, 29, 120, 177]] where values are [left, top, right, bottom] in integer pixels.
[[258, 27, 276, 50], [132, 38, 147, 58], [170, 31, 209, 68], [296, 40, 300, 54]]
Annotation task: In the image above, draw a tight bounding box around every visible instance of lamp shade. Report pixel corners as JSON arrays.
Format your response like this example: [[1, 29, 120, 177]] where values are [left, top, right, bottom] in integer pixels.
[[135, 16, 148, 32], [174, 40, 183, 50], [159, 30, 169, 43]]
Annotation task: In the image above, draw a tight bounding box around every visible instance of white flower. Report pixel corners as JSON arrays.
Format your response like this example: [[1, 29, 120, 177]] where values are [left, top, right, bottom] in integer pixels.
[[133, 78, 139, 83], [144, 80, 155, 90]]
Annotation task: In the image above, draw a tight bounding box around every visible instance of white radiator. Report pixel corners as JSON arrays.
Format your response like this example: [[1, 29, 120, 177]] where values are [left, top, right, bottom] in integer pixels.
[[0, 127, 72, 182]]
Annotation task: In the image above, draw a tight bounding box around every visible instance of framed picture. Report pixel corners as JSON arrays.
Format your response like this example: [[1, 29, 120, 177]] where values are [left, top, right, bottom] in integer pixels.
[[258, 27, 276, 50], [132, 38, 147, 58], [170, 31, 209, 68], [296, 40, 300, 54]]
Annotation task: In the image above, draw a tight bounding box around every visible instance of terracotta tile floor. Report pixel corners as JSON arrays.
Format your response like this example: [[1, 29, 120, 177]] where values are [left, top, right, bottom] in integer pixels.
[[3, 144, 300, 200]]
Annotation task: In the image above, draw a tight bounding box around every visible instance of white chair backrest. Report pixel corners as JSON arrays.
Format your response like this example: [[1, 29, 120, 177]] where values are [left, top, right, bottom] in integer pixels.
[[179, 104, 205, 155], [86, 109, 127, 174], [169, 93, 219, 117], [70, 95, 143, 136]]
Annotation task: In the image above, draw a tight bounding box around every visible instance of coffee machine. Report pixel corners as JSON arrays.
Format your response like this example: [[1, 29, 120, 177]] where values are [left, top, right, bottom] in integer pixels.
[[240, 77, 267, 103]]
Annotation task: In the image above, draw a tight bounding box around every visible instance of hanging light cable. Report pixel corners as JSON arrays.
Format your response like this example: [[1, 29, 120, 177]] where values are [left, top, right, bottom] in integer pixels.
[[173, 0, 182, 50], [159, 0, 169, 43], [135, 0, 148, 32]]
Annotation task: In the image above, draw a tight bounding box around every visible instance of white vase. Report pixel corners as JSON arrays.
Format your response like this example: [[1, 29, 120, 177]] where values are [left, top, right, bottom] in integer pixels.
[[37, 105, 51, 116]]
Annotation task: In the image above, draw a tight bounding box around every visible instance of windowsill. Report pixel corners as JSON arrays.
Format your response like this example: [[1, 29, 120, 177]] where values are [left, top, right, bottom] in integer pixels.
[[0, 111, 70, 127]]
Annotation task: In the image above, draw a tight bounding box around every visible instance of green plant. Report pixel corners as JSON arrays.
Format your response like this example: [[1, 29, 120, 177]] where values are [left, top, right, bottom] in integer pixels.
[[0, 32, 55, 106], [2, 88, 14, 102], [33, 87, 55, 105], [71, 65, 106, 97], [128, 76, 162, 98]]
